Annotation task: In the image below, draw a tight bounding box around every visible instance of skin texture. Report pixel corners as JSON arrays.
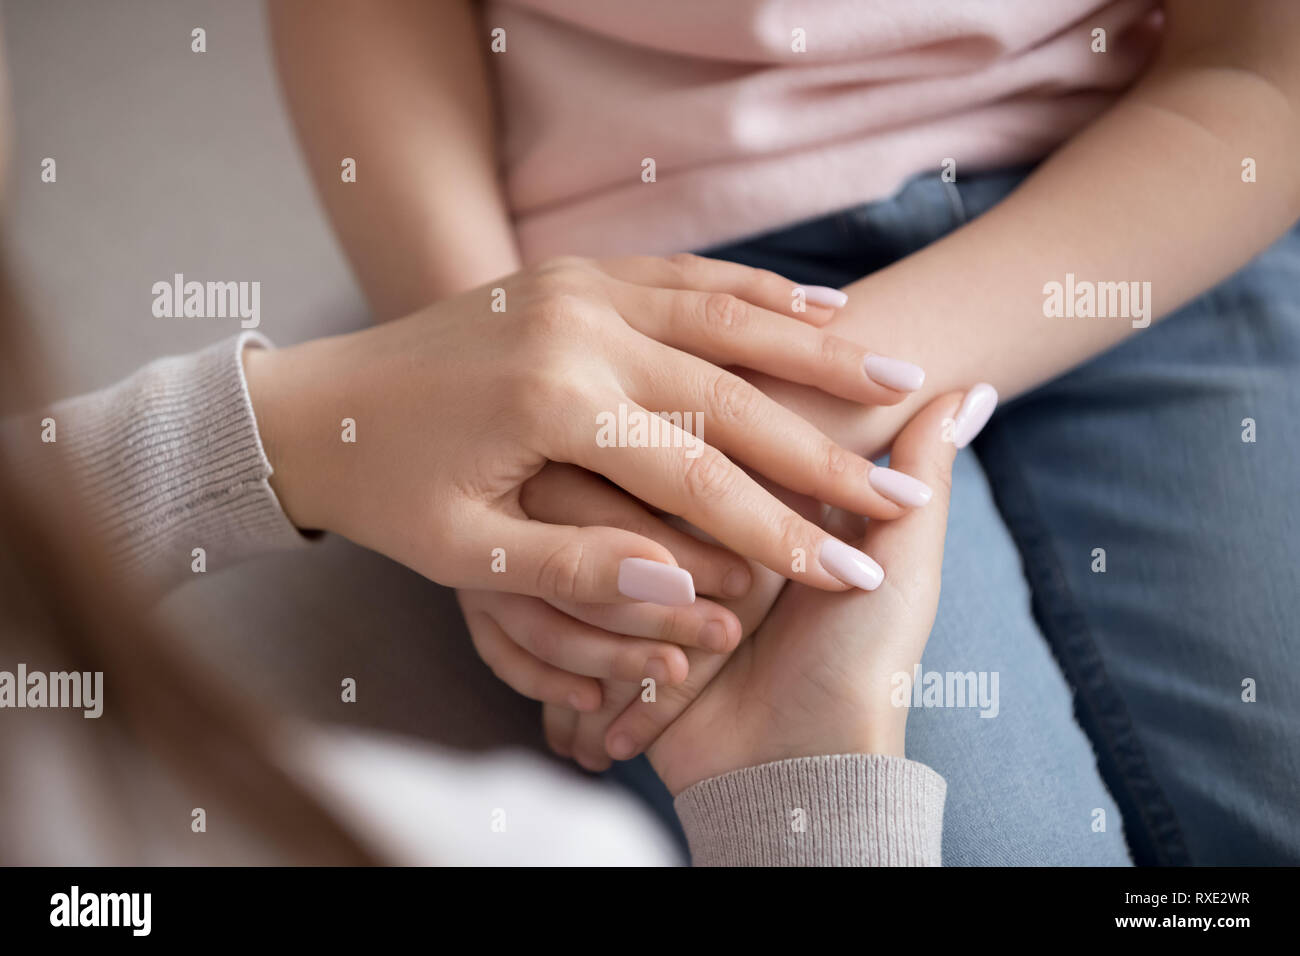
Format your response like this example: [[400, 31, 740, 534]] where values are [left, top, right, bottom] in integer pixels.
[[267, 0, 522, 320], [271, 1, 1300, 765], [646, 393, 964, 793], [538, 391, 968, 786], [750, 0, 1300, 461], [242, 256, 934, 706]]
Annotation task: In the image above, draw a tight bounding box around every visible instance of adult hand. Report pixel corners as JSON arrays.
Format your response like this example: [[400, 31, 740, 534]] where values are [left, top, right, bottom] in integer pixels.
[[244, 255, 933, 607], [544, 387, 995, 787], [456, 464, 748, 712]]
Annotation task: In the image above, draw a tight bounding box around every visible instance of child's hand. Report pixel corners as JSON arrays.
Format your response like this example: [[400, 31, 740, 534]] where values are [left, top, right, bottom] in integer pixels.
[[547, 387, 995, 786], [456, 464, 746, 712]]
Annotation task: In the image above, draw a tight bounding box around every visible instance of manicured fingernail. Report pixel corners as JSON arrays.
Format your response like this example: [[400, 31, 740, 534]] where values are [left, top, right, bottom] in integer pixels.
[[954, 383, 998, 449], [644, 657, 670, 683], [618, 558, 695, 606], [800, 285, 848, 309], [818, 537, 884, 591], [698, 619, 730, 652], [721, 565, 752, 597], [868, 466, 933, 507], [864, 354, 926, 392], [608, 734, 637, 760]]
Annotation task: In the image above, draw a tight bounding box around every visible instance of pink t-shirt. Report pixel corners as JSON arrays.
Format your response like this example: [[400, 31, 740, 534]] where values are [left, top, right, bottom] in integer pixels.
[[487, 0, 1162, 261]]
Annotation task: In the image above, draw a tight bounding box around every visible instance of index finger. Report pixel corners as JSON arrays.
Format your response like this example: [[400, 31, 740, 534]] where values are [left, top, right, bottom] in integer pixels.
[[597, 252, 846, 327], [571, 399, 885, 593]]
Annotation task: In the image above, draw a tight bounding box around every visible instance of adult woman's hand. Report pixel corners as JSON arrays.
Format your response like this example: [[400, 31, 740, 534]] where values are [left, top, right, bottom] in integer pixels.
[[545, 386, 995, 785], [456, 464, 748, 712], [244, 255, 933, 606]]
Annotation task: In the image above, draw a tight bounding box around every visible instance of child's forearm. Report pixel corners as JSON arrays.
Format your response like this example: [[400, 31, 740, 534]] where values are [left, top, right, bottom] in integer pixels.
[[268, 0, 521, 320], [752, 0, 1300, 459]]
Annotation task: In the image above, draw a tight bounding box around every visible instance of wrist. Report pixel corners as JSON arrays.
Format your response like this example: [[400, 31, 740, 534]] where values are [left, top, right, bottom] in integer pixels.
[[242, 340, 319, 531], [780, 711, 906, 762], [653, 710, 906, 797]]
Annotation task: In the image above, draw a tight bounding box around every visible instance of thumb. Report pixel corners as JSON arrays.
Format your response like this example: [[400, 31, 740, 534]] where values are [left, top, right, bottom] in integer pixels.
[[862, 384, 997, 603], [450, 507, 696, 606]]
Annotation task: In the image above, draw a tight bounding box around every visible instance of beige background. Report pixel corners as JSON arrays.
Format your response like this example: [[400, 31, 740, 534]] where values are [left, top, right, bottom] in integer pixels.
[[4, 0, 541, 752]]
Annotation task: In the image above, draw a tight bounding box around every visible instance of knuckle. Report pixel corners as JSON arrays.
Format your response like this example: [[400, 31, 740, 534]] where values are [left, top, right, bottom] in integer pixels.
[[656, 607, 687, 643], [774, 506, 809, 553], [529, 291, 595, 338], [822, 439, 853, 480], [524, 361, 590, 405], [819, 332, 849, 367], [515, 363, 601, 438], [536, 540, 589, 602], [701, 291, 748, 335], [682, 448, 736, 503], [666, 252, 700, 280], [534, 255, 592, 284], [708, 371, 759, 425], [928, 454, 954, 499]]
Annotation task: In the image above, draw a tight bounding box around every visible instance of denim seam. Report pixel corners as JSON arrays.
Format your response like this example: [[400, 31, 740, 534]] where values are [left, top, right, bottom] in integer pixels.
[[973, 421, 1191, 866]]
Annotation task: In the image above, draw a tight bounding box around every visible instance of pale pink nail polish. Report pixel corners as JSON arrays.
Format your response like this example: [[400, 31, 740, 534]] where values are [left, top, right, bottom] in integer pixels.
[[954, 383, 998, 449], [818, 537, 884, 591], [800, 286, 848, 309], [868, 466, 933, 507], [864, 354, 926, 392], [618, 558, 695, 606]]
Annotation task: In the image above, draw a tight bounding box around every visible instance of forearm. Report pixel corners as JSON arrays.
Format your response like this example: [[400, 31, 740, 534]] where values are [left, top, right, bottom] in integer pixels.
[[268, 0, 520, 319], [753, 0, 1300, 459]]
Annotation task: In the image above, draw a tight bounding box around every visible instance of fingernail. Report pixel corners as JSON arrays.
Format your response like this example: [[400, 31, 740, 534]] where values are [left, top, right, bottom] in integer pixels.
[[566, 692, 588, 712], [721, 565, 752, 598], [618, 558, 695, 606], [818, 537, 884, 591], [644, 657, 670, 683], [608, 734, 637, 760], [800, 285, 848, 309], [698, 618, 730, 652], [864, 354, 926, 392], [868, 466, 933, 507], [954, 383, 998, 449]]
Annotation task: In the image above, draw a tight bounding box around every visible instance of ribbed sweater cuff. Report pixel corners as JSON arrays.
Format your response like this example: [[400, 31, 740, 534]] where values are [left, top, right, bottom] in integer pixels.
[[48, 333, 309, 596], [674, 753, 946, 866]]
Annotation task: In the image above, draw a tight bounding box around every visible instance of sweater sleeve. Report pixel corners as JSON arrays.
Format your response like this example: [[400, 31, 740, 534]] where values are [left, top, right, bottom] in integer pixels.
[[13, 333, 310, 600], [673, 753, 947, 866]]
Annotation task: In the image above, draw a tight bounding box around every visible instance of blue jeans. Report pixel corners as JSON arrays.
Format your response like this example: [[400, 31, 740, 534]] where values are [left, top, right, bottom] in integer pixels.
[[697, 168, 1300, 865]]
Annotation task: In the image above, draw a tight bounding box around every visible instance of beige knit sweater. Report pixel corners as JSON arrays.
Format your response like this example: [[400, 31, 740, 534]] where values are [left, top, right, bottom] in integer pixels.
[[13, 334, 948, 866]]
